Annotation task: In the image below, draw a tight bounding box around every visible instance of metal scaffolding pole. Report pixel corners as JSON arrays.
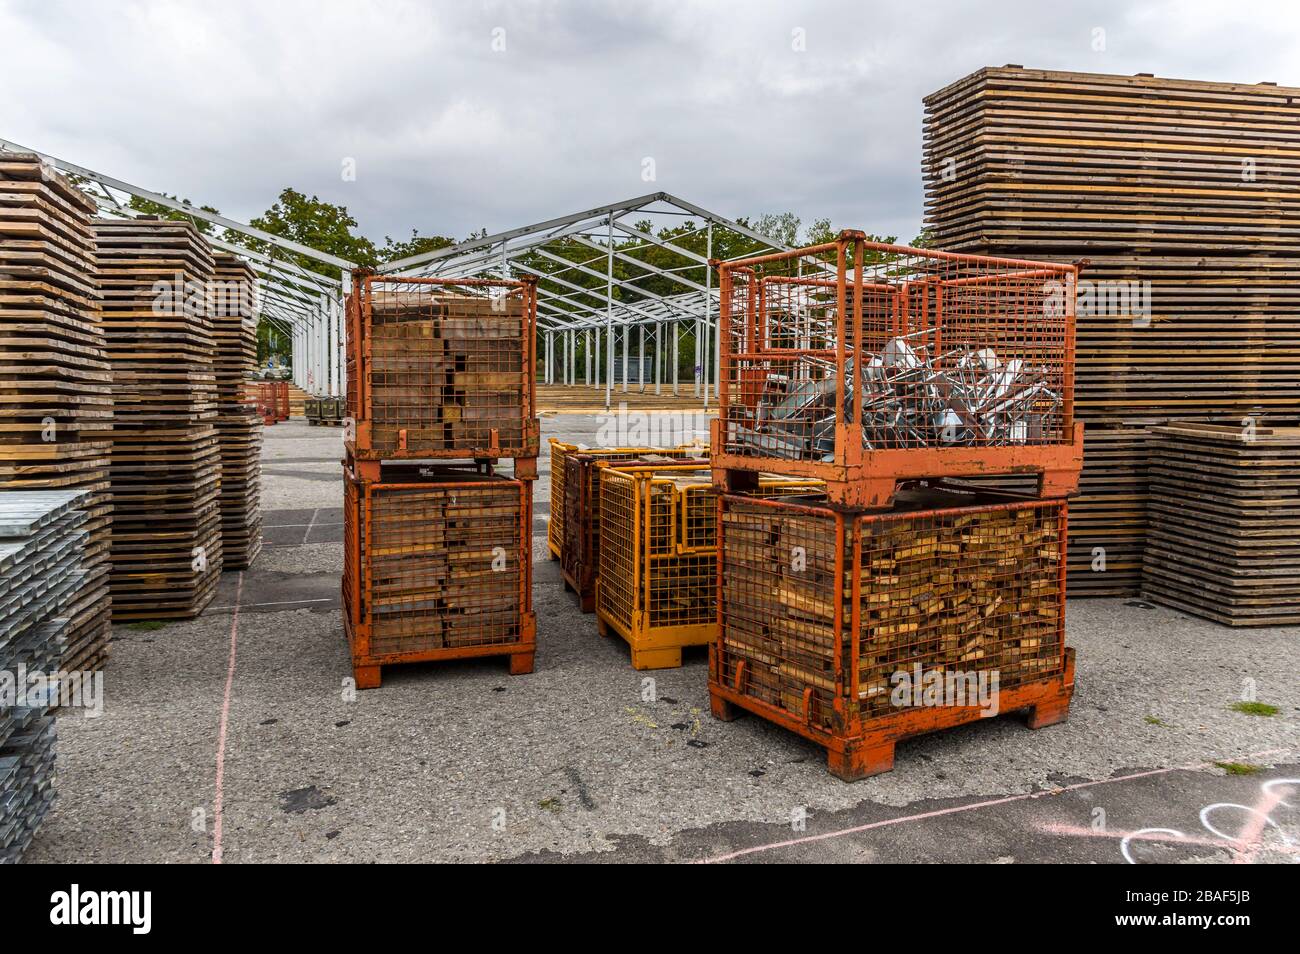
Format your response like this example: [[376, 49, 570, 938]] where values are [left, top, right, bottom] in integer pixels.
[[605, 213, 614, 410], [672, 321, 679, 395], [708, 222, 719, 402], [654, 322, 662, 395]]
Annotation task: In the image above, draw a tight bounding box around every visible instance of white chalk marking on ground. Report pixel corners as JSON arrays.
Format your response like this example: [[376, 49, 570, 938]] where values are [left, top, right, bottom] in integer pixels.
[[302, 508, 320, 543]]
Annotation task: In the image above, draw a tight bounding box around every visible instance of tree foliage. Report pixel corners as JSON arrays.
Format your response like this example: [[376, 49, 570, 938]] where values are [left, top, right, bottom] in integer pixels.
[[127, 193, 221, 236]]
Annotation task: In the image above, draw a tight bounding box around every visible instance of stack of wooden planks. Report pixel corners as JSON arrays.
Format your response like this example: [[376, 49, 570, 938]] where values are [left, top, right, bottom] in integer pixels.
[[1143, 422, 1300, 625], [0, 490, 89, 862], [0, 153, 113, 669], [88, 218, 223, 619], [923, 66, 1300, 595], [365, 289, 528, 455], [211, 253, 262, 569], [720, 488, 1066, 723]]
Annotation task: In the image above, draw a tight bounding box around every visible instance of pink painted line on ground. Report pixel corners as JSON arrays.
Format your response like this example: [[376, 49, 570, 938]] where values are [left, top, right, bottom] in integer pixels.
[[212, 571, 243, 865], [698, 748, 1289, 864]]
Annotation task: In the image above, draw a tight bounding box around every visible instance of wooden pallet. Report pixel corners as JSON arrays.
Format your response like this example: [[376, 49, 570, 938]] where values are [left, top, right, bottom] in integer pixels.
[[1142, 422, 1300, 624], [0, 153, 113, 668], [87, 218, 223, 619], [211, 253, 262, 569]]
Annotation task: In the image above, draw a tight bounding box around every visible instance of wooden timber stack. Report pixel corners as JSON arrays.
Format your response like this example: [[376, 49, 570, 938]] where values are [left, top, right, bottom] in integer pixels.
[[1142, 423, 1300, 625], [923, 66, 1300, 595], [89, 218, 223, 619], [211, 253, 262, 569], [0, 153, 113, 670]]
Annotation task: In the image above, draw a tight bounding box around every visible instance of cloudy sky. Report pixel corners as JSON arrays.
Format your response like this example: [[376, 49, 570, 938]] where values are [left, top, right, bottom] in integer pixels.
[[3, 0, 1298, 245]]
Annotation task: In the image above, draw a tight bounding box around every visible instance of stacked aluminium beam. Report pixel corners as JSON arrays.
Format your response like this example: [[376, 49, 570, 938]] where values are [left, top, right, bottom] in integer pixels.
[[0, 490, 89, 863], [923, 66, 1300, 595], [0, 153, 113, 669], [212, 252, 262, 568], [89, 218, 223, 618]]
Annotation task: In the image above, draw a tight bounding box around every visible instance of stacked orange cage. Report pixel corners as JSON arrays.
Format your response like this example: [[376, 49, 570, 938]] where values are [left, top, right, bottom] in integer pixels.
[[708, 231, 1083, 778], [342, 271, 540, 688]]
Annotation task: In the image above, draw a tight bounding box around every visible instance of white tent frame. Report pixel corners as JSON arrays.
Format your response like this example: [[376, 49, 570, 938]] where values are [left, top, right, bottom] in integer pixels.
[[1, 140, 798, 408]]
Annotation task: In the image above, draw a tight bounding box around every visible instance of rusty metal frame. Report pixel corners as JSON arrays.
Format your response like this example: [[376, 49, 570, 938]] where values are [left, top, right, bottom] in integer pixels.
[[346, 271, 540, 469], [342, 466, 536, 690]]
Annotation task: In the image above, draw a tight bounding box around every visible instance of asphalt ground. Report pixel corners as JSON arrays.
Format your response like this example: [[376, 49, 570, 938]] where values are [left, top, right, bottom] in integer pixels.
[[26, 415, 1300, 863]]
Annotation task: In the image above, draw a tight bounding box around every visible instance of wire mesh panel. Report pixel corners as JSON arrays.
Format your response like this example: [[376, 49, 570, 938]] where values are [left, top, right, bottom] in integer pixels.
[[718, 495, 845, 730], [561, 450, 704, 611], [598, 463, 823, 668], [342, 465, 534, 687], [547, 438, 575, 557], [714, 487, 1071, 771], [348, 274, 539, 459], [714, 233, 1082, 506], [596, 467, 638, 636], [855, 496, 1066, 715]]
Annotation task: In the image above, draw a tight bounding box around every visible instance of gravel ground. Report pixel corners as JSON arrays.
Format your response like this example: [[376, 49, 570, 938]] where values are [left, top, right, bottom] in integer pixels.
[[26, 417, 1300, 864]]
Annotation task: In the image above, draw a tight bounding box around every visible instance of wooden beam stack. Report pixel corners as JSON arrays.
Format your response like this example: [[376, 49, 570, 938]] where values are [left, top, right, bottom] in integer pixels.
[[923, 66, 1300, 595], [0, 153, 113, 669], [212, 252, 262, 569], [1143, 423, 1300, 624], [88, 218, 223, 619]]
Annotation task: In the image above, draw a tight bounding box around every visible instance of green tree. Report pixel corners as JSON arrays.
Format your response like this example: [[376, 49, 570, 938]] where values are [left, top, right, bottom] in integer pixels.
[[225, 187, 378, 280], [128, 193, 221, 236], [379, 229, 457, 264]]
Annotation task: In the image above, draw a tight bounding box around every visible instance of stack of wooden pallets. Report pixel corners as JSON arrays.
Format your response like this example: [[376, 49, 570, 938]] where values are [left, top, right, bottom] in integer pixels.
[[0, 490, 89, 863], [211, 252, 262, 569], [342, 273, 540, 688], [1143, 422, 1300, 625], [88, 218, 223, 619], [923, 66, 1300, 595], [0, 153, 113, 670]]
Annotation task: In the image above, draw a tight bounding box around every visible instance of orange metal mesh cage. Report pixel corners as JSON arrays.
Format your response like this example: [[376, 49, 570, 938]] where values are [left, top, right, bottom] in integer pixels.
[[716, 487, 1067, 733], [714, 233, 1082, 506], [343, 465, 534, 663], [346, 273, 539, 460]]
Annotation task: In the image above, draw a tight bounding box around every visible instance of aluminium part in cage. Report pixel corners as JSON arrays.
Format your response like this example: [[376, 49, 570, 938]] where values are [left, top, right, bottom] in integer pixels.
[[710, 487, 1074, 780], [561, 451, 708, 613], [342, 464, 535, 689], [595, 463, 824, 670], [712, 232, 1084, 507], [345, 271, 540, 472]]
